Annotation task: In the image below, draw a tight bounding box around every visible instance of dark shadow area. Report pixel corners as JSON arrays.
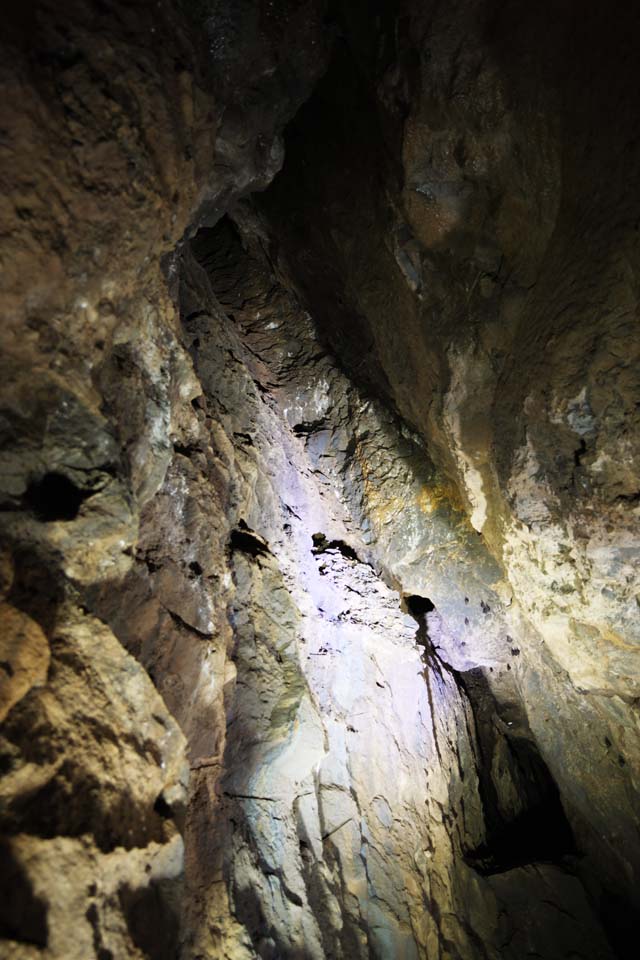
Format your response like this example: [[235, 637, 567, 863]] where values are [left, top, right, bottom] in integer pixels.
[[406, 597, 576, 876], [0, 745, 170, 854], [0, 841, 48, 947], [257, 24, 399, 404], [403, 594, 435, 617], [292, 420, 327, 437], [6, 548, 63, 635], [311, 532, 359, 562], [459, 668, 576, 874], [230, 521, 270, 559], [119, 881, 180, 960], [190, 217, 250, 311], [230, 877, 322, 960], [599, 891, 636, 960], [23, 471, 90, 522]]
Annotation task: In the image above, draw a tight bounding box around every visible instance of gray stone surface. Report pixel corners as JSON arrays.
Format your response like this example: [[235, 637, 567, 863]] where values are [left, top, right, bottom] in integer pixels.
[[1, 2, 638, 959]]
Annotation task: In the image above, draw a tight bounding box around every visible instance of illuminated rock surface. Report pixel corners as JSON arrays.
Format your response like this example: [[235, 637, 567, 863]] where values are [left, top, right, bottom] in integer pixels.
[[1, 2, 639, 958]]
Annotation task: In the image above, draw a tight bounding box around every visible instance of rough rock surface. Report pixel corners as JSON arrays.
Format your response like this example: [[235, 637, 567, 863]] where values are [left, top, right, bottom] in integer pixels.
[[259, 1, 640, 954], [1, 1, 639, 959], [1, 1, 327, 956]]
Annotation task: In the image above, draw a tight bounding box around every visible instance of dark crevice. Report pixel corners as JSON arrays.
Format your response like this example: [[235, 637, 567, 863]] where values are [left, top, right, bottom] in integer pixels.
[[23, 471, 93, 522], [311, 532, 359, 561], [0, 843, 48, 947], [406, 599, 576, 876], [173, 441, 202, 457], [573, 438, 587, 467], [230, 524, 271, 559], [407, 597, 444, 765], [165, 607, 214, 639], [292, 419, 326, 437], [86, 903, 113, 960], [404, 594, 435, 617], [615, 490, 640, 503], [153, 793, 173, 819], [233, 432, 254, 446], [572, 438, 589, 492], [458, 668, 576, 875]]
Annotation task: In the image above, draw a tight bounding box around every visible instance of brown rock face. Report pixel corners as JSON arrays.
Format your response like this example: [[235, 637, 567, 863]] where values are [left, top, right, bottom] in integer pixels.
[[1, 1, 638, 959], [0, 593, 50, 725]]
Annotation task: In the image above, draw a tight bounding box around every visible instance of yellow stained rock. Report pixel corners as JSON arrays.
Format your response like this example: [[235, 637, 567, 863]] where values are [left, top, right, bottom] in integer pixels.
[[0, 601, 50, 723]]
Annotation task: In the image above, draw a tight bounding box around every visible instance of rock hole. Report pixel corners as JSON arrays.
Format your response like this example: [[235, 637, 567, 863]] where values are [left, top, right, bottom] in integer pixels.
[[153, 793, 173, 819], [573, 437, 587, 466], [311, 532, 359, 561], [403, 595, 438, 664], [292, 418, 325, 437], [173, 441, 200, 456], [0, 659, 15, 677], [230, 525, 270, 558], [404, 594, 435, 617], [24, 471, 90, 522]]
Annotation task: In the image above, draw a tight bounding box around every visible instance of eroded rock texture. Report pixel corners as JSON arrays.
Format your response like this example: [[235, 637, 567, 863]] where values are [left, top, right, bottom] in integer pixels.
[[1, 1, 639, 958]]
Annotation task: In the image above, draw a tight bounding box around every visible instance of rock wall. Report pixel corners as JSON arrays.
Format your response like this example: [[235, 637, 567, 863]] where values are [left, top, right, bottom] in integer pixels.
[[0, 2, 327, 956], [1, 1, 638, 959], [259, 0, 640, 953]]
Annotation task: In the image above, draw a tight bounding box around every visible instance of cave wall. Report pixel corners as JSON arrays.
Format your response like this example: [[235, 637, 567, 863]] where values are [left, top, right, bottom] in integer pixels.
[[165, 215, 616, 958], [258, 0, 640, 950], [0, 2, 328, 956], [1, 1, 639, 959]]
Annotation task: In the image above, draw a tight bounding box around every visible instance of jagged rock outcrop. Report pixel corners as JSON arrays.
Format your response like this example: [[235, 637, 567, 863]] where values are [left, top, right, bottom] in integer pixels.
[[1, 1, 327, 956], [1, 1, 639, 959], [258, 1, 640, 953], [163, 213, 615, 958]]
